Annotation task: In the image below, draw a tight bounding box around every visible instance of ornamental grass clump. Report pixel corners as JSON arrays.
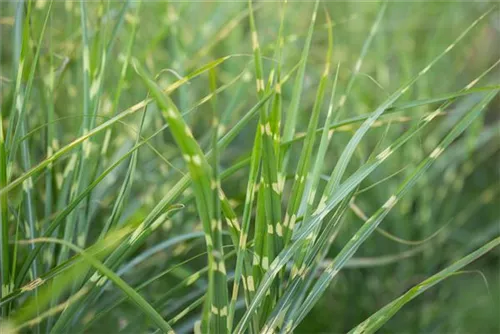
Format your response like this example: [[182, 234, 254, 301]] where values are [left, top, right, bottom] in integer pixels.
[[0, 1, 499, 333]]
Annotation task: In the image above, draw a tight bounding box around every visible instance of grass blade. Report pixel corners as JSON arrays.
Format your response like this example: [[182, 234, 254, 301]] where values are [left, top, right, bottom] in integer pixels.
[[349, 237, 500, 334]]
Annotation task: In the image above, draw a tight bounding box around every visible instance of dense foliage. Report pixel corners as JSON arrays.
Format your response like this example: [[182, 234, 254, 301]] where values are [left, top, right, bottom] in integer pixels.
[[0, 1, 499, 333]]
